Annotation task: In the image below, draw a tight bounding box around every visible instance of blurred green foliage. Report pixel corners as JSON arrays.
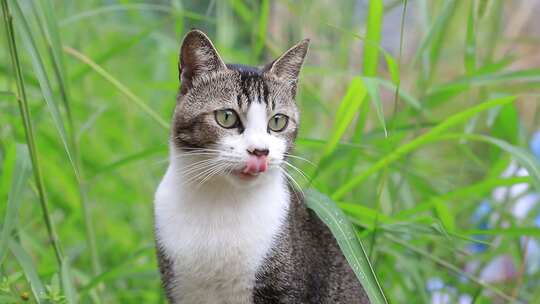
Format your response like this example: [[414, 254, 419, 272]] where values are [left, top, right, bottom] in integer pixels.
[[1, 0, 540, 303]]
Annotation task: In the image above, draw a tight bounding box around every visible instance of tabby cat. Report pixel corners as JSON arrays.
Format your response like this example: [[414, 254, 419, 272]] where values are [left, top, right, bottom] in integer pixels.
[[154, 29, 369, 304]]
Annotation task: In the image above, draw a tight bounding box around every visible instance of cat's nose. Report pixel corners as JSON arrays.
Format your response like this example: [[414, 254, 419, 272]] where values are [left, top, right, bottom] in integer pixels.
[[247, 148, 269, 157]]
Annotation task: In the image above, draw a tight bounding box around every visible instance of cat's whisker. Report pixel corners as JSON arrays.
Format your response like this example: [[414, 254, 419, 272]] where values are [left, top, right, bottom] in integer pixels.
[[282, 161, 310, 182], [176, 158, 219, 175], [198, 162, 234, 187], [173, 153, 219, 160], [190, 159, 228, 182], [176, 159, 224, 184], [178, 147, 224, 154], [178, 146, 221, 151], [196, 163, 224, 186], [279, 167, 305, 205], [279, 167, 304, 197], [196, 162, 232, 188], [182, 160, 221, 179], [284, 153, 315, 166], [174, 153, 244, 164]]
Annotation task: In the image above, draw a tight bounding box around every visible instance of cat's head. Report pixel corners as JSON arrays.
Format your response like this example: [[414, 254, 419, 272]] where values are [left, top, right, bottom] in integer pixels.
[[171, 29, 309, 187]]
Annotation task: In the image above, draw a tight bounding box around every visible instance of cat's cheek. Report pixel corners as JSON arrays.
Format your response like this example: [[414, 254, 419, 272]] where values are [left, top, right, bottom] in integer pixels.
[[266, 137, 287, 164]]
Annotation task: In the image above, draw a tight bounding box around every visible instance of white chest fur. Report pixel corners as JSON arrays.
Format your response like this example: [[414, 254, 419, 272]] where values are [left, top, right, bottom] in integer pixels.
[[154, 159, 289, 304]]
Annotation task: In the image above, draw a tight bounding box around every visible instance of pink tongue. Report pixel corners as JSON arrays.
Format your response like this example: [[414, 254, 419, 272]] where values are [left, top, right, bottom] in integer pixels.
[[242, 155, 268, 174]]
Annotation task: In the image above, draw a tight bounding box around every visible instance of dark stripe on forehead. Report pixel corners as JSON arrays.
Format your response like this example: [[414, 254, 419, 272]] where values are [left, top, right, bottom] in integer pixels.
[[230, 65, 271, 109], [236, 93, 243, 109], [262, 80, 272, 109], [258, 79, 266, 105], [240, 72, 254, 105]]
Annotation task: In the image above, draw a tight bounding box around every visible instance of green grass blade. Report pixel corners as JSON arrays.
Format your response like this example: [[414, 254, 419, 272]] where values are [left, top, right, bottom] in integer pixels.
[[91, 146, 166, 178], [32, 0, 73, 129], [477, 0, 492, 19], [445, 133, 540, 190], [432, 197, 455, 232], [396, 176, 530, 219], [10, 0, 78, 178], [332, 95, 516, 200], [367, 77, 428, 116], [305, 189, 388, 304], [382, 52, 400, 85], [8, 240, 47, 303], [414, 132, 540, 190], [227, 0, 253, 23], [385, 235, 519, 303], [414, 0, 456, 65], [30, 0, 102, 279], [323, 77, 367, 158], [61, 260, 77, 304], [79, 245, 153, 295], [0, 144, 31, 266], [353, 0, 383, 141], [414, 0, 457, 89], [363, 0, 383, 77], [70, 17, 173, 81], [0, 144, 16, 207], [63, 46, 169, 129], [463, 227, 540, 237], [465, 0, 477, 75], [59, 3, 213, 26], [0, 90, 15, 97], [427, 68, 540, 101], [338, 202, 395, 228], [3, 0, 64, 268], [363, 77, 386, 137], [253, 0, 269, 60], [172, 0, 184, 36]]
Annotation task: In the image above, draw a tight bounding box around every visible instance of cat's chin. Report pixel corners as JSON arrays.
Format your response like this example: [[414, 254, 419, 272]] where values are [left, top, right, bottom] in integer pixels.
[[222, 168, 277, 188]]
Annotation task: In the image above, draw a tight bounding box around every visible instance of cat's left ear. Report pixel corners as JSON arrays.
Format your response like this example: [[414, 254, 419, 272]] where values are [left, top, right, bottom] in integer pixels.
[[263, 38, 310, 95], [179, 29, 227, 94]]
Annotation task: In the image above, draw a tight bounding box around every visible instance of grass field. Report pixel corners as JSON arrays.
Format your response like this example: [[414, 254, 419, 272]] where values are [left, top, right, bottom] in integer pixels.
[[1, 0, 540, 303]]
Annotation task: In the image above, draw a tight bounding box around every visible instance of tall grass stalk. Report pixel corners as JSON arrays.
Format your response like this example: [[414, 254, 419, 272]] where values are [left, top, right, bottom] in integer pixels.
[[1, 0, 64, 269], [29, 0, 102, 278], [63, 46, 169, 129], [353, 0, 383, 140], [333, 96, 516, 200]]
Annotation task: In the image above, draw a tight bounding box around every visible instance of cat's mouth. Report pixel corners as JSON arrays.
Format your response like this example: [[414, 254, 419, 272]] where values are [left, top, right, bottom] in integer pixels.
[[233, 155, 268, 180]]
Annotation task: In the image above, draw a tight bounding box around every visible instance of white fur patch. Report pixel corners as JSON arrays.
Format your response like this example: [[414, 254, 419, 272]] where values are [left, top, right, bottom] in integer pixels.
[[154, 102, 290, 304]]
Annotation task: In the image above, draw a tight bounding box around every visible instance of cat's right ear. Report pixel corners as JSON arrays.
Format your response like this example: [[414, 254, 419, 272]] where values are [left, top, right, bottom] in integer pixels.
[[179, 30, 226, 94]]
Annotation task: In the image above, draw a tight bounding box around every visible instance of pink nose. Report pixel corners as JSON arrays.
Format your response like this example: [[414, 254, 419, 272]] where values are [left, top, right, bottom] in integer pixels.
[[243, 153, 268, 174]]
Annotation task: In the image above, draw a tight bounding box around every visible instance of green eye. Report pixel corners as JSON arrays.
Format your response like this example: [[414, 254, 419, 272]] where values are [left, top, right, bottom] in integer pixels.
[[215, 109, 239, 129], [268, 114, 289, 132]]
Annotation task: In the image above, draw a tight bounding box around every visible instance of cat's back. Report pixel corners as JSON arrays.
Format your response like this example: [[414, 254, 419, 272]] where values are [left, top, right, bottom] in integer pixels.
[[254, 188, 370, 304]]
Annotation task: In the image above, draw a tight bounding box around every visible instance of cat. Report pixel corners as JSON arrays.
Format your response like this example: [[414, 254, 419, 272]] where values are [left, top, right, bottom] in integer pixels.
[[154, 29, 370, 304]]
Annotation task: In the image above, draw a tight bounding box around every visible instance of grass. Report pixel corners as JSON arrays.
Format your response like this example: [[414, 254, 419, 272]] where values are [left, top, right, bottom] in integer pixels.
[[1, 0, 540, 303]]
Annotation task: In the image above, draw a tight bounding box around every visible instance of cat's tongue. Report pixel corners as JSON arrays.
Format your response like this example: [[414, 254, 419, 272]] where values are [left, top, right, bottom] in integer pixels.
[[242, 155, 268, 175]]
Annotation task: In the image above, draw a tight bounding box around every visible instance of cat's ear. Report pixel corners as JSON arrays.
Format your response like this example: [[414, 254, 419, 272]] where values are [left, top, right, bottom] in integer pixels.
[[179, 30, 226, 94], [264, 38, 310, 93]]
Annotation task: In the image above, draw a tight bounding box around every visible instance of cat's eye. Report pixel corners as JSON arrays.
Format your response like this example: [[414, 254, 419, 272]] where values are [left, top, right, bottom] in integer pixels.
[[215, 109, 240, 129], [268, 114, 289, 132]]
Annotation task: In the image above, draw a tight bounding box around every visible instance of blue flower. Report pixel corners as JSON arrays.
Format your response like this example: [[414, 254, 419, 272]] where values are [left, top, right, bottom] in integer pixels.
[[469, 200, 491, 253], [472, 200, 491, 222], [426, 277, 444, 291], [531, 130, 540, 162]]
